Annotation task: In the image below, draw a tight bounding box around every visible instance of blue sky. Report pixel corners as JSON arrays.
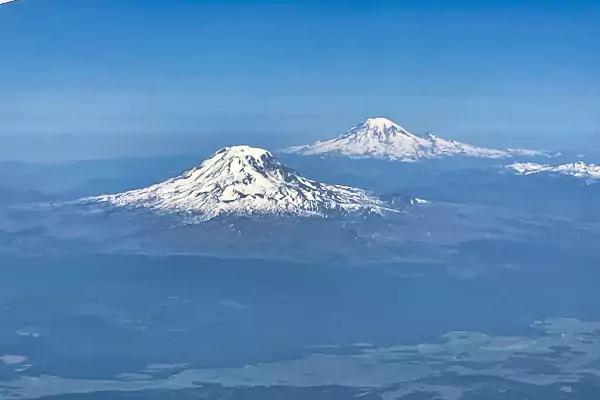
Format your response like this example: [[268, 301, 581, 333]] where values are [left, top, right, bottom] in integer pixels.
[[1, 0, 599, 150]]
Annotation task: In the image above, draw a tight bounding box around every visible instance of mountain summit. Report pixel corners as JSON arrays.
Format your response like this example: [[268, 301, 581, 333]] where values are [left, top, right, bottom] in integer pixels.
[[355, 117, 414, 138], [88, 145, 391, 220], [284, 117, 543, 161]]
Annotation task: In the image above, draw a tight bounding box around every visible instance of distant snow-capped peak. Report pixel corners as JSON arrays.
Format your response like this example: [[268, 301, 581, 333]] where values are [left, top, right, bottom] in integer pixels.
[[506, 162, 600, 180], [283, 117, 545, 161], [87, 145, 394, 220]]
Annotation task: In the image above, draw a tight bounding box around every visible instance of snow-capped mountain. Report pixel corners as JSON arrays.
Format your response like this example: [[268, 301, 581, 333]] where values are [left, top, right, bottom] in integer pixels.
[[507, 162, 600, 180], [283, 117, 545, 161], [87, 145, 394, 220]]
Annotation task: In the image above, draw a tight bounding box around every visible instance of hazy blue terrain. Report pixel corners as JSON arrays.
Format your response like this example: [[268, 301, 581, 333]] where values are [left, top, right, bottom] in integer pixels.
[[2, 155, 600, 399]]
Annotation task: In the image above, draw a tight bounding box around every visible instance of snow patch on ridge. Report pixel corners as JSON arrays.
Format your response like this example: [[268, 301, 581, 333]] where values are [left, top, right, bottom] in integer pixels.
[[506, 162, 600, 180]]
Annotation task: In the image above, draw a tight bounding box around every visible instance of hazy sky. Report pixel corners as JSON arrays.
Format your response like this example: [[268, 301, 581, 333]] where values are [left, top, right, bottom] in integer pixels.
[[1, 0, 599, 148]]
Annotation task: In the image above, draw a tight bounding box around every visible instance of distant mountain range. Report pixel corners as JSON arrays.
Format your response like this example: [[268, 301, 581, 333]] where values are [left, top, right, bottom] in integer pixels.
[[80, 117, 570, 222], [86, 145, 419, 220], [5, 137, 593, 262], [283, 117, 547, 161], [507, 162, 600, 180]]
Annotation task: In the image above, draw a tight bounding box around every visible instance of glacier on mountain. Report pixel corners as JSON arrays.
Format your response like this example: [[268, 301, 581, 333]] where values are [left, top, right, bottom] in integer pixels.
[[283, 117, 545, 161], [86, 145, 396, 220]]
